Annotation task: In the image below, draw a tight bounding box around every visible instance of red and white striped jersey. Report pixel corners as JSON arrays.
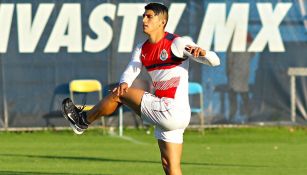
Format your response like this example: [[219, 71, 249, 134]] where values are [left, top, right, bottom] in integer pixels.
[[120, 32, 190, 108]]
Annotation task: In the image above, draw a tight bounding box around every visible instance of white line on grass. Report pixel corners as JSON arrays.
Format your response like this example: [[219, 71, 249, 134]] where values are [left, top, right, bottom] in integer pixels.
[[111, 134, 149, 145]]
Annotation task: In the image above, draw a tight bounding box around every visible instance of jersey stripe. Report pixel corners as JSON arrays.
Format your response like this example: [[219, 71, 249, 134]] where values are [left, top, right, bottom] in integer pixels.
[[155, 87, 178, 98], [145, 62, 182, 71]]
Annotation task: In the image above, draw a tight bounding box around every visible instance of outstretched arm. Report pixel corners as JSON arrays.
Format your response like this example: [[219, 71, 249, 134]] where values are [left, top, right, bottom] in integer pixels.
[[184, 45, 220, 66], [171, 37, 220, 66]]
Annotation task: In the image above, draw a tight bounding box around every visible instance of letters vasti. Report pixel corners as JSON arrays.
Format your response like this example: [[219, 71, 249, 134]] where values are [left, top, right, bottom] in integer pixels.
[[0, 2, 292, 53]]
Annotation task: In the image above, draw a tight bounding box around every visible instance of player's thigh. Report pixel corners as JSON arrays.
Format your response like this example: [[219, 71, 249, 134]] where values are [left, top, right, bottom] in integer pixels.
[[120, 87, 145, 115], [158, 139, 183, 165]]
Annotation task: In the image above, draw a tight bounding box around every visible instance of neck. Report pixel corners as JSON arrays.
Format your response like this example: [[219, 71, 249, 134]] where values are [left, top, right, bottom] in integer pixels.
[[147, 30, 165, 43]]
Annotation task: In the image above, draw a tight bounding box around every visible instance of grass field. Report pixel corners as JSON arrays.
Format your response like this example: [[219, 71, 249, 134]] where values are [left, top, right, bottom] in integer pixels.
[[0, 126, 307, 175]]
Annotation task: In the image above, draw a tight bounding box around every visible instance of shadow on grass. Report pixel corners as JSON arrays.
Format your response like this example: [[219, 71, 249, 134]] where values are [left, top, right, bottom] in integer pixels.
[[0, 170, 109, 175], [1, 153, 268, 168]]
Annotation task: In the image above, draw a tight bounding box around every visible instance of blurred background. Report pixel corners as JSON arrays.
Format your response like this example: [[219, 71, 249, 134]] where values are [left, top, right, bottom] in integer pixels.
[[0, 0, 306, 129]]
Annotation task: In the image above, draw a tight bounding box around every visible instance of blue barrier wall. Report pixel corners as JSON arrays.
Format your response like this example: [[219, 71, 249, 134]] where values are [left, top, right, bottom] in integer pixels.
[[0, 0, 306, 127]]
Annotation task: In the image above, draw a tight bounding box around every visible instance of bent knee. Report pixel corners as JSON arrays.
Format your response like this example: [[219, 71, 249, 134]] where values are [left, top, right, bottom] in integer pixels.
[[109, 91, 122, 103]]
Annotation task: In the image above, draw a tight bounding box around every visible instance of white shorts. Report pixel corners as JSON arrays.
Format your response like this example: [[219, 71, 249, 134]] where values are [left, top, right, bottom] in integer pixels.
[[140, 92, 191, 144]]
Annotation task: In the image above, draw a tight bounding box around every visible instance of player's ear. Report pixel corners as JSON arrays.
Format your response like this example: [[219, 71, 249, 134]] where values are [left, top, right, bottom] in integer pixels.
[[162, 19, 166, 25]]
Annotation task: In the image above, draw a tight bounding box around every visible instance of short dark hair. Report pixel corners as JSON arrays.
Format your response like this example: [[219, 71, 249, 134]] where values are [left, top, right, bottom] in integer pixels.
[[145, 3, 168, 27]]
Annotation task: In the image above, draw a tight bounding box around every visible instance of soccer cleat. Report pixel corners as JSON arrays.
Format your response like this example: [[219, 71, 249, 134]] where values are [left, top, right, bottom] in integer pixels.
[[61, 98, 88, 134]]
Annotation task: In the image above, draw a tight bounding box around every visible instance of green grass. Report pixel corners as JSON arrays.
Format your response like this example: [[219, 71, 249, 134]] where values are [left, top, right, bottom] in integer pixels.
[[0, 126, 307, 175]]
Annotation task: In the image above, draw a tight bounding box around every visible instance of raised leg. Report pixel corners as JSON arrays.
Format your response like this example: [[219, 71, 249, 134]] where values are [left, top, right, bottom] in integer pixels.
[[86, 87, 145, 123]]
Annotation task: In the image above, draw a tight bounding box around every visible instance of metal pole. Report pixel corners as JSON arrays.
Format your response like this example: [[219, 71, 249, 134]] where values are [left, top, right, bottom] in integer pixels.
[[290, 75, 296, 122], [1, 55, 8, 129], [3, 94, 8, 129], [0, 54, 2, 127], [119, 106, 123, 136]]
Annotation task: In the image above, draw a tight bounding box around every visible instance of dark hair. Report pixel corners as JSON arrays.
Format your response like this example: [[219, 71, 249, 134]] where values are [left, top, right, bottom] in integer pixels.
[[145, 3, 168, 27]]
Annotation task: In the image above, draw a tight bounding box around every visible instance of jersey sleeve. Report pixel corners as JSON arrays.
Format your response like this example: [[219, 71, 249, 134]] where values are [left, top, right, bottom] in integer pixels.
[[119, 43, 143, 87], [171, 37, 197, 58]]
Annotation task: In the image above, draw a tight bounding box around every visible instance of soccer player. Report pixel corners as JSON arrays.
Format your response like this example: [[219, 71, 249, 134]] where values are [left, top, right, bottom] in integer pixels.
[[61, 3, 220, 175]]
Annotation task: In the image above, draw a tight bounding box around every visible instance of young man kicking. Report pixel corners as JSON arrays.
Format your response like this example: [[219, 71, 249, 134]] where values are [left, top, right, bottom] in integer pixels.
[[61, 3, 220, 175]]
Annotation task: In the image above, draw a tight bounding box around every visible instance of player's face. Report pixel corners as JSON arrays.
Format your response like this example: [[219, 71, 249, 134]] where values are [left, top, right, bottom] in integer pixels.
[[142, 10, 164, 35]]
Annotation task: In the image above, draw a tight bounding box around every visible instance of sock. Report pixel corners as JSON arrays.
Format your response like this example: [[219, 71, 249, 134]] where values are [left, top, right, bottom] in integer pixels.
[[80, 112, 90, 126]]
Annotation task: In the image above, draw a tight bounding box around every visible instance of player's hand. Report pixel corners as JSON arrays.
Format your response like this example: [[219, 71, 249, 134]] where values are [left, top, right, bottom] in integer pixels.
[[185, 45, 206, 57], [112, 82, 128, 96]]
